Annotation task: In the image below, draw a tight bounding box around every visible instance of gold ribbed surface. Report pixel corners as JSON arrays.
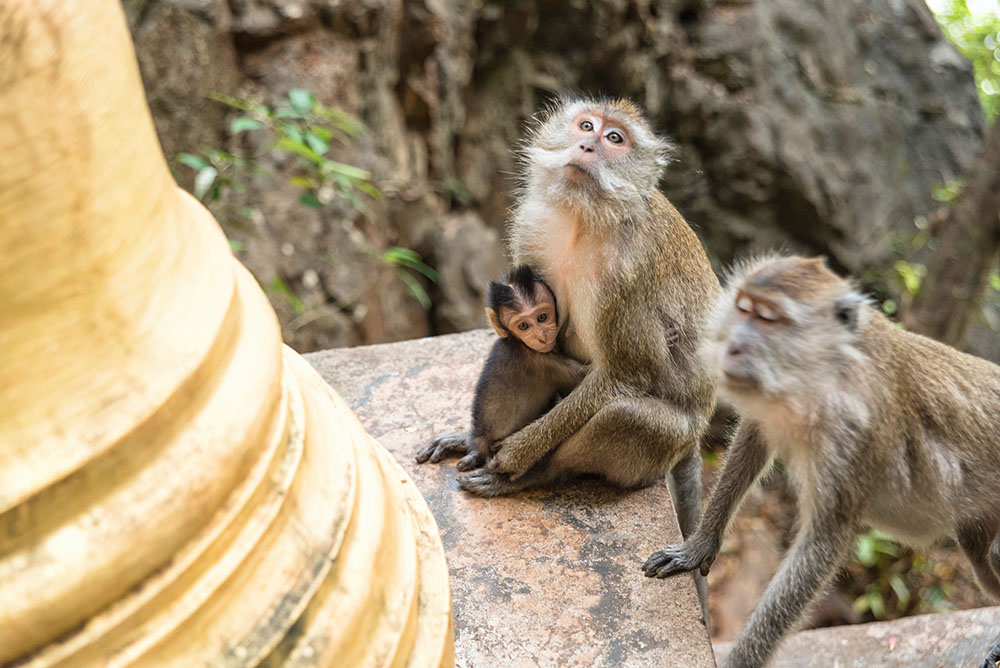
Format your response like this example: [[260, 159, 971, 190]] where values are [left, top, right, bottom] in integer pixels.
[[0, 2, 453, 666]]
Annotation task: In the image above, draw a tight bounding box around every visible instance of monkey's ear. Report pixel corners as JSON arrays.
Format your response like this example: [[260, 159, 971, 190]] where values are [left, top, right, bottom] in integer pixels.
[[486, 308, 509, 337], [833, 293, 864, 331]]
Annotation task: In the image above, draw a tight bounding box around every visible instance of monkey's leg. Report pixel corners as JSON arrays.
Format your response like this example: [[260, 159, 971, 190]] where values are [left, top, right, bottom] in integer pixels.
[[957, 522, 1000, 598], [668, 448, 708, 620], [415, 430, 471, 464], [723, 519, 856, 668], [644, 421, 770, 579], [546, 395, 705, 488]]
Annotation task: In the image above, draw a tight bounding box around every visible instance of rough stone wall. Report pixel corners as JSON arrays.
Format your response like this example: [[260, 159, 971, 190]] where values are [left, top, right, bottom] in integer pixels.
[[125, 0, 986, 353]]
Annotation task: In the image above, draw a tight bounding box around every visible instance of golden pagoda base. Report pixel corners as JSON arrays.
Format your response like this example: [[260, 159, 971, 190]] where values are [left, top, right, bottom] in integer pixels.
[[0, 1, 453, 666]]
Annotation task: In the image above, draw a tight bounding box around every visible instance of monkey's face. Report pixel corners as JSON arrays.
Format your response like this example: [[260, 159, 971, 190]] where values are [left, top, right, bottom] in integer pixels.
[[503, 284, 560, 353], [524, 98, 673, 210], [706, 256, 867, 406]]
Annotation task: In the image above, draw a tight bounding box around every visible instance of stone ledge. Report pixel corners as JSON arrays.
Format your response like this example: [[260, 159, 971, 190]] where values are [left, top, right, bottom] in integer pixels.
[[714, 605, 1000, 667], [307, 330, 715, 668]]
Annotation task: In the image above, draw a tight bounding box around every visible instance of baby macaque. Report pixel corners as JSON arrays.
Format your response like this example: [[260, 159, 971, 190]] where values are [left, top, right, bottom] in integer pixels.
[[643, 255, 1000, 668], [416, 265, 588, 471]]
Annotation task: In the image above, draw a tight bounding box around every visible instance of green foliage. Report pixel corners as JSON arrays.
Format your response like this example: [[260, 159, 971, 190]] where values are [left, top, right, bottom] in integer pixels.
[[173, 89, 437, 316], [207, 89, 376, 212], [382, 246, 439, 310], [845, 530, 955, 621], [929, 0, 1000, 119]]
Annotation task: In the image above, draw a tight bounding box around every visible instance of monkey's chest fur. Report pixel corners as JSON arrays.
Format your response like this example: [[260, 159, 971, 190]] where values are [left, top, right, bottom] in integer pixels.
[[517, 211, 609, 363]]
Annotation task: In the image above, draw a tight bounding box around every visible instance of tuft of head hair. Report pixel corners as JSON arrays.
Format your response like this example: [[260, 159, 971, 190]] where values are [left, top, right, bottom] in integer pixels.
[[487, 264, 551, 313]]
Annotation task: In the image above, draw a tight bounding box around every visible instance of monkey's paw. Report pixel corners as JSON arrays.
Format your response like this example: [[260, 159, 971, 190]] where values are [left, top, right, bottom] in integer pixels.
[[486, 436, 536, 479], [415, 430, 469, 464], [642, 539, 718, 578], [457, 469, 517, 497]]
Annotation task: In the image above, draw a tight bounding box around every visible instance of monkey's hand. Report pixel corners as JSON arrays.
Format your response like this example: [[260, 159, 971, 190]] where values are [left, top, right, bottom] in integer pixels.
[[486, 431, 537, 479], [415, 430, 470, 465], [642, 536, 720, 578]]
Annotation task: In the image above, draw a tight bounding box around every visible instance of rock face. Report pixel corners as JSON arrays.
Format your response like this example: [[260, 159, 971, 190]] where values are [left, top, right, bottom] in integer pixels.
[[126, 0, 986, 353]]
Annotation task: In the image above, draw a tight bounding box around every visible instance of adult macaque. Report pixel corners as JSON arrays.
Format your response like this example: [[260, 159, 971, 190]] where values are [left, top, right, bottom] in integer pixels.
[[643, 255, 1000, 668], [454, 96, 720, 613], [417, 265, 588, 471]]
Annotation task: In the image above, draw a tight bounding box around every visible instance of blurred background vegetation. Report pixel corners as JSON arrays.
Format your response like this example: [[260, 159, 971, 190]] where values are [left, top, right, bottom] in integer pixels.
[[125, 0, 999, 644]]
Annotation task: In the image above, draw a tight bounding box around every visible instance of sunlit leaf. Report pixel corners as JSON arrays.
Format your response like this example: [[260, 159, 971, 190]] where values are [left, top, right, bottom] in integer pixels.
[[288, 88, 315, 113], [230, 116, 263, 134], [299, 192, 322, 209], [305, 131, 330, 155], [177, 152, 208, 170], [395, 270, 432, 309], [194, 166, 218, 200]]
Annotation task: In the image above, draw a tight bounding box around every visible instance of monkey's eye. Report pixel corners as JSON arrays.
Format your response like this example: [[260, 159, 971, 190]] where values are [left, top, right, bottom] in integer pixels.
[[579, 120, 594, 131], [518, 322, 530, 331], [537, 313, 548, 323], [736, 296, 753, 313], [606, 131, 624, 144], [755, 304, 780, 322]]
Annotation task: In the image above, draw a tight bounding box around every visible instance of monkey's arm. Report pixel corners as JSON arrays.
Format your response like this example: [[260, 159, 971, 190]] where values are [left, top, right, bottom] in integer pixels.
[[548, 356, 589, 396], [488, 369, 618, 475], [724, 514, 858, 668], [644, 420, 770, 577]]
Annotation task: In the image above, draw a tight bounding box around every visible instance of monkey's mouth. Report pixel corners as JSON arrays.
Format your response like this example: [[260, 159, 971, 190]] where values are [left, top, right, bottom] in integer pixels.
[[564, 162, 594, 179]]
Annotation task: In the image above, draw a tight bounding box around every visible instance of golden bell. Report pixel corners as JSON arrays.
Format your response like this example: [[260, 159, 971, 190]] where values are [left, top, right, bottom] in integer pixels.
[[0, 1, 453, 666]]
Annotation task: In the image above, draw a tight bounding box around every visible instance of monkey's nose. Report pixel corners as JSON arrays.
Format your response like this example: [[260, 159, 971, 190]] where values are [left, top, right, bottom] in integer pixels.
[[579, 143, 595, 153]]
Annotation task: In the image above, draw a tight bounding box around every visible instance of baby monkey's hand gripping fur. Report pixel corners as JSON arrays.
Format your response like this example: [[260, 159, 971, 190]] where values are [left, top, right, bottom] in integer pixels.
[[645, 256, 1000, 668]]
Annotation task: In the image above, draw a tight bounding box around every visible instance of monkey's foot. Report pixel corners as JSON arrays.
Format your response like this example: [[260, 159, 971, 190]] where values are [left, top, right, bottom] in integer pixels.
[[642, 538, 719, 578], [981, 641, 1000, 668], [456, 451, 483, 472], [415, 430, 469, 464], [457, 469, 523, 497]]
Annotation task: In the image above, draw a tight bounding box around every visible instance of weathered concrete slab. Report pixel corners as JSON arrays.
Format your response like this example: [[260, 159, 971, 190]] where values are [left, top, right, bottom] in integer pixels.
[[307, 330, 715, 668], [714, 606, 1000, 667]]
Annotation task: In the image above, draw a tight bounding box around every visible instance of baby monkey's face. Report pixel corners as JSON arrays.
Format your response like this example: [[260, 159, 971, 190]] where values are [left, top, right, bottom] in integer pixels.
[[503, 283, 560, 354]]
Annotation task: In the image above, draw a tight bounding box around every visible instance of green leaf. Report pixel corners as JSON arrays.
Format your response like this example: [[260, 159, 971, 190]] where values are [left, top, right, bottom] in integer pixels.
[[890, 575, 911, 611], [355, 182, 382, 199], [274, 106, 304, 119], [305, 131, 330, 155], [322, 160, 372, 180], [208, 92, 267, 115], [269, 276, 305, 315], [309, 126, 333, 142], [299, 192, 322, 209], [868, 591, 886, 619], [276, 136, 324, 165], [990, 274, 1000, 291], [288, 88, 315, 113], [289, 176, 318, 189], [228, 239, 246, 252], [396, 270, 432, 309], [382, 246, 439, 282], [177, 152, 208, 170], [194, 166, 218, 200], [230, 116, 263, 134]]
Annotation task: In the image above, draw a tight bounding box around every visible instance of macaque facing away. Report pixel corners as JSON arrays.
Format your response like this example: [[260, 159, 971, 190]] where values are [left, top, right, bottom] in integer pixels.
[[643, 255, 1000, 668], [416, 265, 587, 472]]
